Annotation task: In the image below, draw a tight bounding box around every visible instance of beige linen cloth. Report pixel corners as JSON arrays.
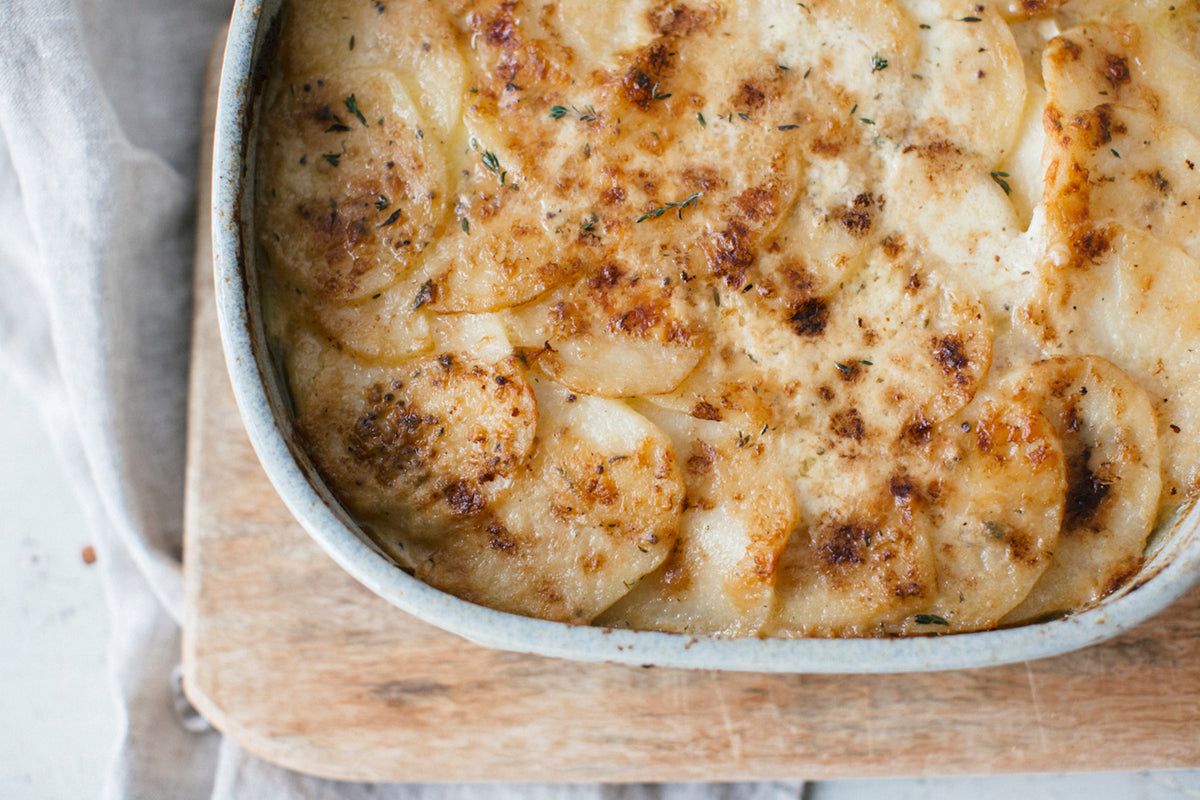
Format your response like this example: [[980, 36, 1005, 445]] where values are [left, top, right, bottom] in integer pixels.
[[0, 0, 803, 797]]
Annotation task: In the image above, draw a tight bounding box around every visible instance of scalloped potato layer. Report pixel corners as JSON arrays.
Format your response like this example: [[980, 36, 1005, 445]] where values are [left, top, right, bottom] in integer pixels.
[[256, 0, 1200, 636]]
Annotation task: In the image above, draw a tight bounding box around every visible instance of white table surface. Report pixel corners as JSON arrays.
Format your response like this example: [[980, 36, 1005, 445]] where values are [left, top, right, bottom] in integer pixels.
[[3, 366, 1200, 799]]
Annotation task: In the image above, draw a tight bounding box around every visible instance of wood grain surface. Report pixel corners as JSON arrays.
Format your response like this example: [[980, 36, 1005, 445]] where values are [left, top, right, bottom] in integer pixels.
[[183, 29, 1200, 784]]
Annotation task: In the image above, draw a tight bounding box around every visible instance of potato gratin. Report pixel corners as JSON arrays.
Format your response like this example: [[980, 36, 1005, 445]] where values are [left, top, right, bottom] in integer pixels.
[[255, 0, 1200, 636]]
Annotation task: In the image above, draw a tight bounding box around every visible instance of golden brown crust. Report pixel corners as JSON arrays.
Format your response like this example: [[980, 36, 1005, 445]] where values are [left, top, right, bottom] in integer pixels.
[[258, 0, 1200, 636]]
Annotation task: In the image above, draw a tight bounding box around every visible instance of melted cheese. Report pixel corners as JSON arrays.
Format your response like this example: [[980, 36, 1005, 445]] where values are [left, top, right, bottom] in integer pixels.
[[257, 0, 1200, 636]]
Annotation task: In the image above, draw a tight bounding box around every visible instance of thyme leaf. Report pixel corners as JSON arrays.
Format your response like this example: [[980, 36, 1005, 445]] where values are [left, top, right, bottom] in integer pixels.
[[480, 150, 506, 185], [871, 52, 889, 72], [636, 192, 703, 223], [344, 94, 367, 126], [548, 103, 600, 122], [990, 170, 1012, 195]]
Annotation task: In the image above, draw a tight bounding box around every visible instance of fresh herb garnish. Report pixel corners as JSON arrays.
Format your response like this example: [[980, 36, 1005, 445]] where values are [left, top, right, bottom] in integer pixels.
[[349, 35, 355, 50], [636, 192, 703, 223], [697, 112, 706, 127], [651, 82, 672, 101], [549, 104, 600, 123], [914, 614, 950, 626], [871, 52, 889, 72], [374, 195, 389, 211], [990, 170, 1012, 195], [378, 208, 402, 228], [860, 117, 875, 125], [322, 152, 341, 166], [344, 94, 367, 126], [461, 217, 470, 234], [834, 361, 852, 373], [480, 150, 506, 185], [959, 15, 982, 22], [325, 121, 352, 133], [777, 124, 799, 131]]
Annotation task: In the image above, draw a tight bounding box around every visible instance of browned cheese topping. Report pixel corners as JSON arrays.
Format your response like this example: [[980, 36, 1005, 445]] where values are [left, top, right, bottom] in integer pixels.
[[256, 0, 1200, 635]]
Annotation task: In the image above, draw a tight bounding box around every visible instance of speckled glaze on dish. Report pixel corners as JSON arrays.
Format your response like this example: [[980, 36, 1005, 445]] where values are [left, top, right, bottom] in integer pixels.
[[212, 0, 1200, 673]]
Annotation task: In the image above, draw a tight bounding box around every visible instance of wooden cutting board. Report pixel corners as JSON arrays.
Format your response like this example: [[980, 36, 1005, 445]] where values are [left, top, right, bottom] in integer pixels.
[[183, 29, 1200, 783]]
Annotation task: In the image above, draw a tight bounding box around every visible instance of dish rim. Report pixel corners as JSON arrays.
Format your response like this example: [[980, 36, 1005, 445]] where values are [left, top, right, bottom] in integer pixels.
[[210, 0, 1200, 673]]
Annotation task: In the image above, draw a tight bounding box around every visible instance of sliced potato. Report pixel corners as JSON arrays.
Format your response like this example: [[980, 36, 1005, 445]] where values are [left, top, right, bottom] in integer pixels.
[[883, 143, 1028, 320], [1041, 102, 1200, 262], [1018, 225, 1200, 498], [502, 249, 708, 397], [898, 393, 1066, 632], [597, 407, 798, 635], [296, 274, 436, 362], [290, 347, 538, 526], [1002, 356, 1161, 623], [1042, 17, 1200, 133], [417, 377, 685, 622], [257, 68, 447, 300], [769, 385, 1064, 636], [770, 250, 994, 444], [549, 0, 660, 71], [647, 246, 993, 451], [419, 182, 602, 313], [767, 463, 937, 637], [897, 0, 1027, 164], [640, 343, 779, 433]]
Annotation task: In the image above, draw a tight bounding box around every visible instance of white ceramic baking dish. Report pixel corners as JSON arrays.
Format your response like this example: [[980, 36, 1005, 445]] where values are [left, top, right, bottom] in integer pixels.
[[211, 0, 1200, 672]]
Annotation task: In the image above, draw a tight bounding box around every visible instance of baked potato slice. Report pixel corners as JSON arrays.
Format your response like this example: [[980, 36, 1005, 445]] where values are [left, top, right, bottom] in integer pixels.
[[416, 376, 685, 622], [1002, 356, 1161, 623]]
